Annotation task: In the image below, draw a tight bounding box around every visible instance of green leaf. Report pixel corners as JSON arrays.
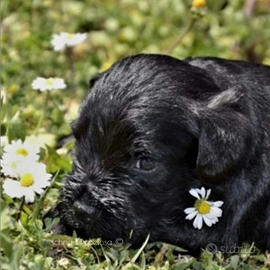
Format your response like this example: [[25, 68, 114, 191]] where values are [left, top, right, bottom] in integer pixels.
[[56, 157, 72, 172], [1, 200, 9, 231], [230, 255, 240, 269], [1, 233, 13, 258], [20, 211, 28, 228]]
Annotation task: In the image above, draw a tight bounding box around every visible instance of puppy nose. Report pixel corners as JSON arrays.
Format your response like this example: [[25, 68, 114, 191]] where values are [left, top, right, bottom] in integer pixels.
[[72, 201, 97, 221]]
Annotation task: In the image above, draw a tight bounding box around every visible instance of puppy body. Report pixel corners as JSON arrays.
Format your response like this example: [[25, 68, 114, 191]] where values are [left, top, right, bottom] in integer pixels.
[[47, 55, 270, 252]]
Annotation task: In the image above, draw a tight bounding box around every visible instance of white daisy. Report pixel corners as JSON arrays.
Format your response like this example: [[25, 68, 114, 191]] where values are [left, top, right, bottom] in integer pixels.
[[51, 32, 87, 51], [3, 139, 39, 160], [1, 153, 22, 177], [184, 187, 224, 230], [2, 161, 52, 203], [1, 139, 40, 176], [31, 77, 67, 92]]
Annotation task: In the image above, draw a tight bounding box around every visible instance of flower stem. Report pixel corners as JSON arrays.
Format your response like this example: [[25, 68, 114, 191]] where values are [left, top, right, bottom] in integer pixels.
[[66, 47, 75, 109], [34, 90, 50, 135], [16, 196, 25, 221], [32, 169, 60, 223], [165, 18, 195, 55]]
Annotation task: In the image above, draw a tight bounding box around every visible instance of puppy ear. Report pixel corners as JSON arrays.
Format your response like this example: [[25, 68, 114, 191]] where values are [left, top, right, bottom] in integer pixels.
[[196, 94, 253, 182]]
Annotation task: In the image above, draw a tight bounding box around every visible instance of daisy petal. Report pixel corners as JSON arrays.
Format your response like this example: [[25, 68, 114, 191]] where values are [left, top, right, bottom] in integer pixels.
[[206, 189, 211, 199], [203, 215, 213, 227], [210, 207, 223, 217], [189, 189, 200, 199], [3, 179, 24, 199], [205, 212, 217, 220], [193, 214, 199, 228], [30, 185, 44, 195], [200, 187, 206, 198], [23, 188, 36, 203], [213, 201, 224, 207], [184, 207, 196, 214], [186, 211, 198, 220], [212, 218, 219, 224], [197, 214, 203, 229], [193, 213, 202, 229]]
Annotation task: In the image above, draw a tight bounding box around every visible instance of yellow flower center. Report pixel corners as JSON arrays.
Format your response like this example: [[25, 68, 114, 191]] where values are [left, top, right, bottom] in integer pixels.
[[45, 78, 54, 86], [67, 33, 74, 40], [16, 148, 28, 157], [20, 173, 34, 187], [192, 0, 206, 8], [194, 200, 211, 214]]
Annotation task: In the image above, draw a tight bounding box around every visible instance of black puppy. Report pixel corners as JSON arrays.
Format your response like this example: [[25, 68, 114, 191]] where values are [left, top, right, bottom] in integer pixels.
[[47, 54, 270, 252]]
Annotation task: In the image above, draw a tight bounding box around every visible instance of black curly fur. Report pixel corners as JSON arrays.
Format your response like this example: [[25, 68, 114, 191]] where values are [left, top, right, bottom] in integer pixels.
[[45, 54, 270, 252]]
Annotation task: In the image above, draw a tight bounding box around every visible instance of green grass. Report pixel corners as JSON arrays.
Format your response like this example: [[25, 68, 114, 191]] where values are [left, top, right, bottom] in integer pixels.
[[1, 0, 270, 269], [1, 196, 270, 269]]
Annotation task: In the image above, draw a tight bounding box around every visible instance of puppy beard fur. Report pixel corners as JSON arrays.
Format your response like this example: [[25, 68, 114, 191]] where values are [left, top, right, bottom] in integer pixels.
[[51, 165, 134, 241], [49, 153, 198, 245]]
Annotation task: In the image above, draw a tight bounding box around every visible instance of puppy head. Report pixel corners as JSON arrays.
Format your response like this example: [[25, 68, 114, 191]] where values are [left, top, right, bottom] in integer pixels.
[[54, 55, 253, 244]]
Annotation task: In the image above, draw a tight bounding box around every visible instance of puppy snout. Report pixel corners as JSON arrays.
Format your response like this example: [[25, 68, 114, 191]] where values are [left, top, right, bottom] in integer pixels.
[[72, 201, 97, 221]]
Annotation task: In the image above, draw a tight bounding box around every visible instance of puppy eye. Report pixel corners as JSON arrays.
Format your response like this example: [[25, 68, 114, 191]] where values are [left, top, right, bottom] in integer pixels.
[[135, 157, 157, 171]]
